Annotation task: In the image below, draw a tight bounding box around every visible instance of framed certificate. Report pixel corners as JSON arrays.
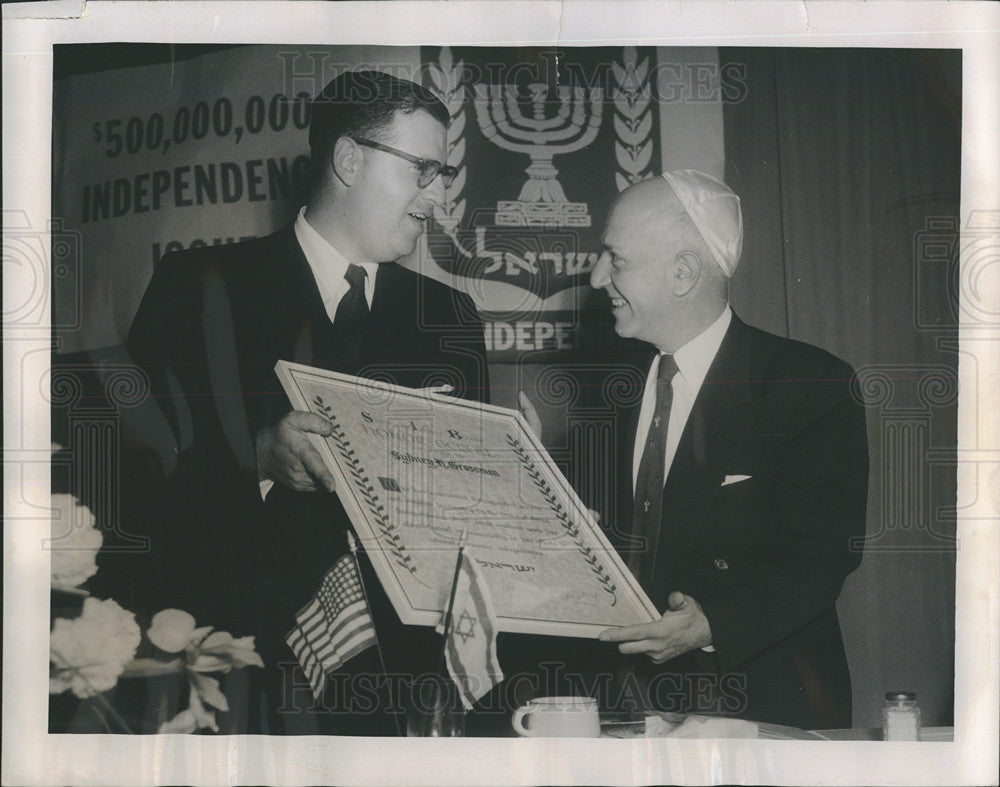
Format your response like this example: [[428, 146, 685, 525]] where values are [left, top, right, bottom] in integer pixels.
[[277, 360, 659, 638]]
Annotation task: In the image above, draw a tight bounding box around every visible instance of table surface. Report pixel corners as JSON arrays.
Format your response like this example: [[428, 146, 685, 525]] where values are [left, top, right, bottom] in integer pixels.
[[472, 707, 956, 740], [596, 714, 955, 741], [818, 727, 954, 742]]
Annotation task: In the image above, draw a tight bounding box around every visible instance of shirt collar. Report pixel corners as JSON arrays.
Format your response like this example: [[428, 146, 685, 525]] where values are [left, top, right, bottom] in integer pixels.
[[668, 305, 732, 391], [294, 206, 379, 308]]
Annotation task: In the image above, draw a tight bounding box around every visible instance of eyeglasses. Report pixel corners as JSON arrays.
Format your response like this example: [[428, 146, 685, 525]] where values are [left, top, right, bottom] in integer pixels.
[[351, 137, 458, 189]]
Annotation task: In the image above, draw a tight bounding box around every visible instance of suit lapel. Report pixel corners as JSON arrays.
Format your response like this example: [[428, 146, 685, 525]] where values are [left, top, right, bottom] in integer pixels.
[[262, 228, 390, 369], [246, 228, 330, 428], [258, 227, 327, 361], [649, 316, 764, 604]]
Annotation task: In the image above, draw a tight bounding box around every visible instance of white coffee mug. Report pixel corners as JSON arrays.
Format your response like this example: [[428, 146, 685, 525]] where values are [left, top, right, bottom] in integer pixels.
[[511, 696, 601, 738]]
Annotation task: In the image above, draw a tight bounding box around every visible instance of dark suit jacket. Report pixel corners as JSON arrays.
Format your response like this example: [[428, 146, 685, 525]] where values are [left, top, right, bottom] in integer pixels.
[[122, 225, 489, 732], [596, 314, 868, 730]]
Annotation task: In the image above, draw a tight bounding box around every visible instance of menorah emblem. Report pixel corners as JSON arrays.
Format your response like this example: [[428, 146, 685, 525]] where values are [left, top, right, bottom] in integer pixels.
[[473, 82, 603, 228]]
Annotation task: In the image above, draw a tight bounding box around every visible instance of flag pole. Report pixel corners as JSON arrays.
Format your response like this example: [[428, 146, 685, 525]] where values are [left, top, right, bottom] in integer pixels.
[[436, 528, 468, 678], [348, 530, 402, 737]]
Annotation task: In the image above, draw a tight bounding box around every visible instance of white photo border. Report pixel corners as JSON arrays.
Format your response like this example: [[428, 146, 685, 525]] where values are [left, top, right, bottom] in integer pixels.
[[3, 2, 998, 785]]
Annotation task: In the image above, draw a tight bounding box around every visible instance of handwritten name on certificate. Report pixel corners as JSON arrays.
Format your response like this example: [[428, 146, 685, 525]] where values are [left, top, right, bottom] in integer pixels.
[[277, 361, 658, 638]]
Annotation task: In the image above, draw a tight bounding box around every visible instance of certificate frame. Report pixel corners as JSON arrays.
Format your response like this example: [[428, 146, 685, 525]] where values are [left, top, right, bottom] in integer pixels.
[[276, 359, 659, 638]]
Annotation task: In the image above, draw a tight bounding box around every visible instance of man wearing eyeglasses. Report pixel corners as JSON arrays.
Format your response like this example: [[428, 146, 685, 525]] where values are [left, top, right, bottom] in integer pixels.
[[252, 71, 465, 496], [125, 71, 487, 733]]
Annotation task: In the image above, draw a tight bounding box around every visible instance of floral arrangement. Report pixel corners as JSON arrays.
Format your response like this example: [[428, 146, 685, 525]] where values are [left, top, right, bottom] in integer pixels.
[[48, 486, 263, 733], [50, 597, 141, 699], [49, 493, 103, 592]]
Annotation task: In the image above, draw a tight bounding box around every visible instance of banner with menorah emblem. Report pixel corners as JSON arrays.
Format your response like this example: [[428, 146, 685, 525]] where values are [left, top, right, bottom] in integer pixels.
[[419, 46, 663, 360], [50, 44, 725, 357]]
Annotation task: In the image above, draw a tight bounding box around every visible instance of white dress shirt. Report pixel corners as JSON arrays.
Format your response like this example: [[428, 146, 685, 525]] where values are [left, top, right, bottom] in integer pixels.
[[294, 206, 378, 316], [632, 306, 732, 491]]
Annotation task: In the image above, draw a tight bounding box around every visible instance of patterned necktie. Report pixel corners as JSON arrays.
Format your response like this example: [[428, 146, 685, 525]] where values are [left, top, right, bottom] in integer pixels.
[[333, 263, 370, 329], [629, 354, 678, 587]]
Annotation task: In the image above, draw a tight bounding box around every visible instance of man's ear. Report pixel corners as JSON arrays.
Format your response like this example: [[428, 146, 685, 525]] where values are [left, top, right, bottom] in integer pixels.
[[672, 251, 702, 296], [331, 136, 361, 186]]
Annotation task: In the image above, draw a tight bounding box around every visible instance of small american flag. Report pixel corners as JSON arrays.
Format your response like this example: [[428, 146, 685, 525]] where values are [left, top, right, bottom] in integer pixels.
[[285, 553, 376, 702]]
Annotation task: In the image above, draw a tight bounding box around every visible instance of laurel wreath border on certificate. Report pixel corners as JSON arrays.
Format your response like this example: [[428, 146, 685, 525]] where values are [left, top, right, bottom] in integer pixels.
[[505, 433, 618, 606], [312, 395, 422, 582]]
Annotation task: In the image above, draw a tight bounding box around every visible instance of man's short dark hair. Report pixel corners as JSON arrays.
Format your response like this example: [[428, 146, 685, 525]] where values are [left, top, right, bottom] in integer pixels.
[[309, 70, 449, 174]]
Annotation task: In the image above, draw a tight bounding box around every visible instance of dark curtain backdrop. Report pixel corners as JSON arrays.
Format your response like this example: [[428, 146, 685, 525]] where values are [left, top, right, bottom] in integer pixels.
[[722, 48, 961, 728]]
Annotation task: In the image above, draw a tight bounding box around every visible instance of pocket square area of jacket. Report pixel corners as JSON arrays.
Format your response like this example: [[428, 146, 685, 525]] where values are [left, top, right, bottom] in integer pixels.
[[721, 474, 752, 487]]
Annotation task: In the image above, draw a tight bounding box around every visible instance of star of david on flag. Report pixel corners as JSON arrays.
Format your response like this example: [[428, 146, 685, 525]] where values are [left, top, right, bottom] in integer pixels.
[[437, 550, 504, 709], [285, 553, 376, 702]]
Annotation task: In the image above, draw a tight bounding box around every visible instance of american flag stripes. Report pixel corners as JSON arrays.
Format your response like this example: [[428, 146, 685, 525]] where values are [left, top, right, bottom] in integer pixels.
[[285, 553, 376, 702]]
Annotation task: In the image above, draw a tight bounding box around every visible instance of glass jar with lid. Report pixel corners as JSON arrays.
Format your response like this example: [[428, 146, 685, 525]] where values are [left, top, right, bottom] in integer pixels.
[[883, 691, 921, 741]]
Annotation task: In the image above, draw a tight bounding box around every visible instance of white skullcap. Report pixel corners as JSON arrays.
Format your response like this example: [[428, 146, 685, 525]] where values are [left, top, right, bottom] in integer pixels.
[[662, 169, 743, 277]]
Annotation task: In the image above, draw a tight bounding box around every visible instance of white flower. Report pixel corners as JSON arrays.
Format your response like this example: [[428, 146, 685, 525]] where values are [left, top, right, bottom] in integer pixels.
[[157, 709, 198, 734], [147, 609, 211, 653], [50, 598, 141, 698], [190, 672, 229, 712], [191, 632, 264, 673], [158, 687, 218, 734], [49, 494, 102, 591], [148, 610, 264, 674]]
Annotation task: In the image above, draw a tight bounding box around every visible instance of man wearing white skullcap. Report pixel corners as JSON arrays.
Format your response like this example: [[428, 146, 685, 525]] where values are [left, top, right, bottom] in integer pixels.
[[661, 170, 743, 276], [586, 170, 868, 730]]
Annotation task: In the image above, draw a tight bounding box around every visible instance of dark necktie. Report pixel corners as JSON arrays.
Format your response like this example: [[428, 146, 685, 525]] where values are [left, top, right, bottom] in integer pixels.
[[333, 263, 370, 329], [629, 354, 678, 587], [331, 264, 371, 360]]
